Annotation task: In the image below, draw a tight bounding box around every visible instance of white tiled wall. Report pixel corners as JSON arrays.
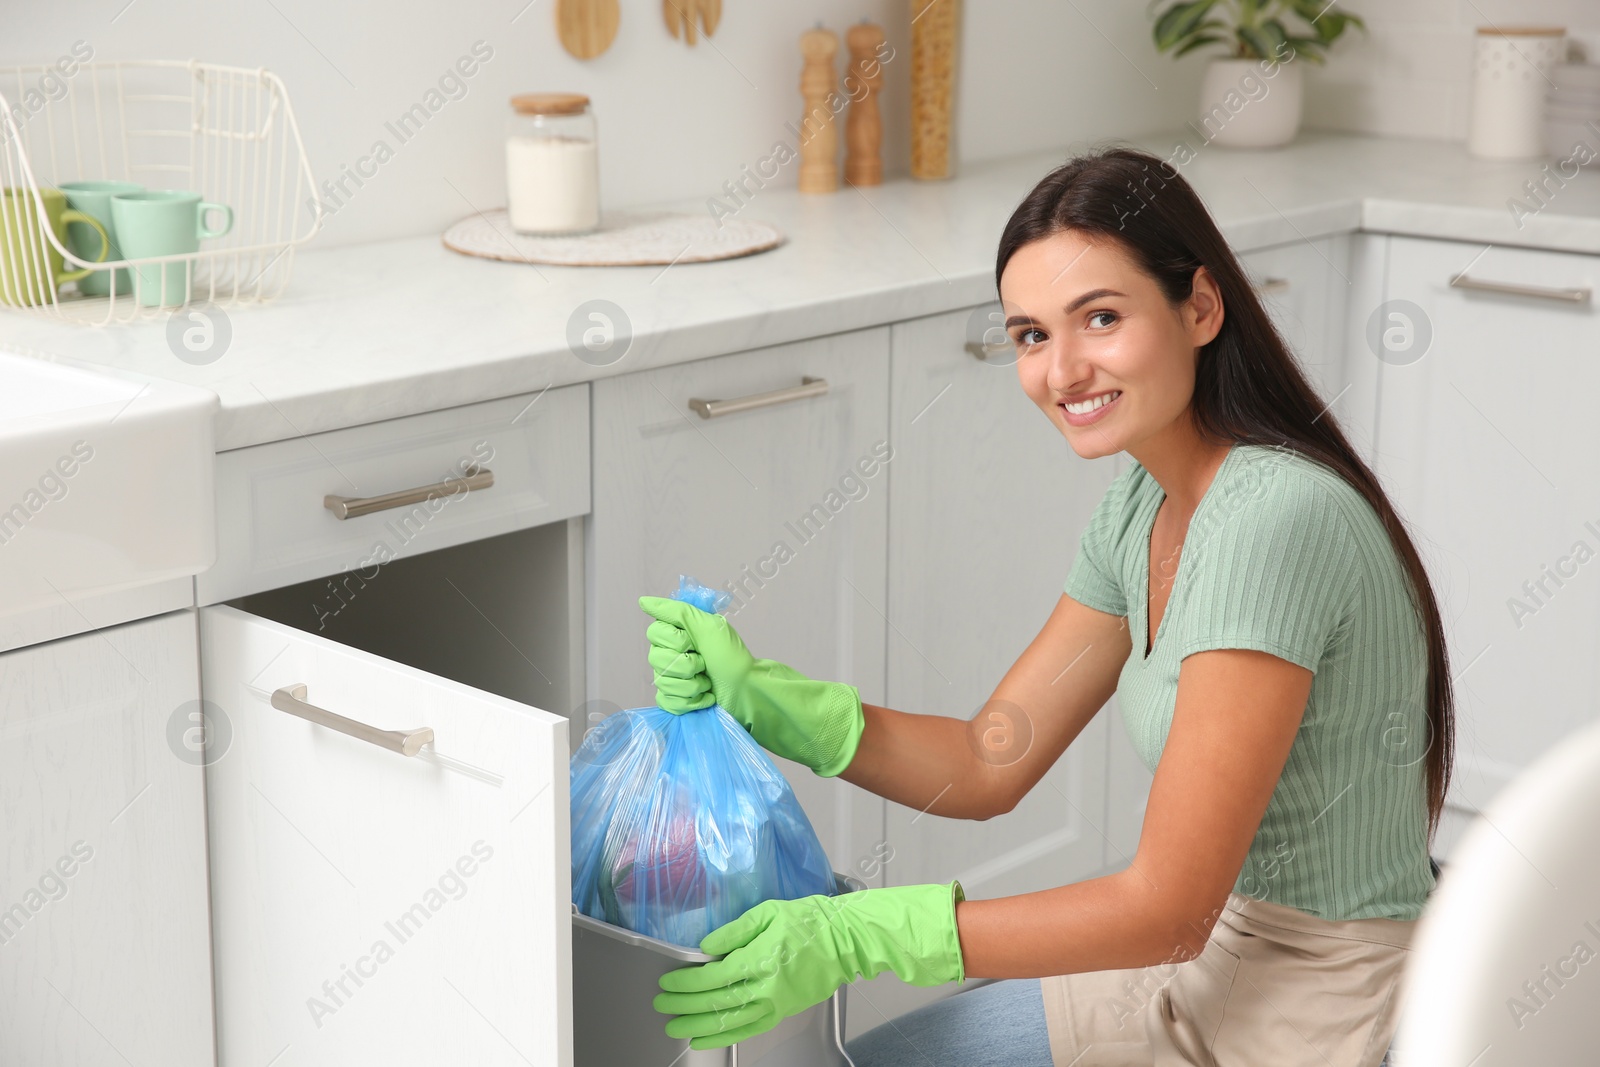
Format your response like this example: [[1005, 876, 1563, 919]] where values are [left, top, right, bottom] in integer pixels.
[[2, 1, 1214, 249], [7, 1, 1596, 249], [1305, 0, 1600, 141]]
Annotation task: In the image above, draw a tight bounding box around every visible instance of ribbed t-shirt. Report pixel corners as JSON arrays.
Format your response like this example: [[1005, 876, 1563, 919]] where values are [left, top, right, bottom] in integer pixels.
[[1063, 442, 1436, 921]]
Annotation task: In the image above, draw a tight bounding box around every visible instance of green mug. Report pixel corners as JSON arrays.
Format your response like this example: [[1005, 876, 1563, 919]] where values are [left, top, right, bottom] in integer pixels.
[[110, 189, 234, 307], [60, 179, 143, 297], [0, 186, 110, 307]]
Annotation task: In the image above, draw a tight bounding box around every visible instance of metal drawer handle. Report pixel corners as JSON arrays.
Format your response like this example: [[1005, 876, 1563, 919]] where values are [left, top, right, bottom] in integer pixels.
[[1254, 276, 1290, 295], [688, 376, 828, 419], [1449, 273, 1592, 305], [271, 683, 435, 756], [323, 464, 494, 520]]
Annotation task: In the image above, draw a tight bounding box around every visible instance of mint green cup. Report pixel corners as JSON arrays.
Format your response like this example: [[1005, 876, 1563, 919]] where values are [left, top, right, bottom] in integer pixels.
[[60, 179, 142, 297], [109, 190, 233, 307]]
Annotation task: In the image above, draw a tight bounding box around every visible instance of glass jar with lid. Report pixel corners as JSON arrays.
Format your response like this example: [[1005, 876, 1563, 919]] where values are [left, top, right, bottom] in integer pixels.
[[506, 92, 600, 235]]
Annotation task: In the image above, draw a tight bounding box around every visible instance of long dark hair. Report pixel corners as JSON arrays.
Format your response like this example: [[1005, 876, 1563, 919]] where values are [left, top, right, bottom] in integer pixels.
[[996, 144, 1454, 844]]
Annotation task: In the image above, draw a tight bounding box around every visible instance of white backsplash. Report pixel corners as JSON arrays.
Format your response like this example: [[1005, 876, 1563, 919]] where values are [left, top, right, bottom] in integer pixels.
[[5, 0, 1595, 250], [1305, 0, 1600, 141], [1, 1, 1212, 248]]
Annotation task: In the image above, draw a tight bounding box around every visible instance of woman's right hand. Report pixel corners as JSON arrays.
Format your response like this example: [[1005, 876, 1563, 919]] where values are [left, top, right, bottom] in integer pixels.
[[639, 594, 747, 714], [638, 596, 866, 778]]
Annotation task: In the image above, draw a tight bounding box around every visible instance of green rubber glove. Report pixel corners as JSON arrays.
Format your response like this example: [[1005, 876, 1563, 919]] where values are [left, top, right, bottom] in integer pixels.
[[638, 595, 866, 778], [653, 880, 968, 1050]]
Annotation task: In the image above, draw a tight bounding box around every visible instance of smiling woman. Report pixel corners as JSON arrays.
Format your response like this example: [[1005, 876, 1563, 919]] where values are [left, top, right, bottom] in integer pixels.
[[838, 146, 1457, 1066], [644, 144, 1454, 1067]]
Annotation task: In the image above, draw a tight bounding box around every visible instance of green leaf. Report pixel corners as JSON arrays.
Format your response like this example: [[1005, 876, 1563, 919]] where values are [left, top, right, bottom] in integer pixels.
[[1235, 23, 1274, 60], [1259, 16, 1292, 60], [1151, 2, 1184, 50], [1311, 10, 1344, 43], [1284, 0, 1324, 23], [1174, 33, 1225, 57], [1153, 0, 1221, 52], [1287, 39, 1329, 63], [1282, 0, 1363, 45], [1324, 10, 1366, 40]]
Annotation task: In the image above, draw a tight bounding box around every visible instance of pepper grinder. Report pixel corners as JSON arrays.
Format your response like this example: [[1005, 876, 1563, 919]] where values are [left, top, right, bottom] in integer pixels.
[[844, 20, 886, 186], [798, 25, 840, 194]]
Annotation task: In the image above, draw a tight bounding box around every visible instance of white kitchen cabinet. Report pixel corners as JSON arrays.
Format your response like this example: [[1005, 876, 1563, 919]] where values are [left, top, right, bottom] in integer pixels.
[[1240, 234, 1358, 435], [190, 379, 588, 1062], [1372, 236, 1600, 857], [200, 603, 570, 1067], [588, 329, 891, 900], [862, 305, 1117, 1026], [194, 382, 586, 1066], [0, 611, 214, 1067]]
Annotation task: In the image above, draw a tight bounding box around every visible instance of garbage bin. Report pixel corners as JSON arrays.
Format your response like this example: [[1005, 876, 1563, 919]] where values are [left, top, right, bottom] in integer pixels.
[[572, 871, 865, 1066]]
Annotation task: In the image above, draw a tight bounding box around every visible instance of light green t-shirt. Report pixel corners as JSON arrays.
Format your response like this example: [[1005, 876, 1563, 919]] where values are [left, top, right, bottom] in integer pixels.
[[1063, 441, 1436, 922]]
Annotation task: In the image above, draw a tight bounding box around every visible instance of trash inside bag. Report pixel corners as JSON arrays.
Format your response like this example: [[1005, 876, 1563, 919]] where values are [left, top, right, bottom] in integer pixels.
[[570, 576, 837, 948]]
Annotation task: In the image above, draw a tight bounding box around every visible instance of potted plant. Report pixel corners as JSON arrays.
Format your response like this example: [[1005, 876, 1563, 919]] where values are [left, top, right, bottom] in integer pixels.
[[1149, 0, 1367, 148]]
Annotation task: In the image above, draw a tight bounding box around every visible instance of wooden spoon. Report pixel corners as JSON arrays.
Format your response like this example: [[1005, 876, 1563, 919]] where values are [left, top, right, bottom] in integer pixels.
[[557, 0, 620, 59]]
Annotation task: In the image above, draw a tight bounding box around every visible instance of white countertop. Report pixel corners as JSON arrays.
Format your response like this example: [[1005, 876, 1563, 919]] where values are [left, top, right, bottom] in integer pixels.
[[3, 129, 1598, 452]]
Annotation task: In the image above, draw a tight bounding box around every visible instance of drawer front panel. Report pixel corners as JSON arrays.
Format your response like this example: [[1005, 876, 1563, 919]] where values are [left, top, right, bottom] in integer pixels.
[[201, 604, 570, 1067], [201, 384, 589, 603]]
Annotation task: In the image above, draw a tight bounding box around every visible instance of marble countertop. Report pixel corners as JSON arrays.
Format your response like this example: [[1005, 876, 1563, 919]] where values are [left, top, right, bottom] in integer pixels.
[[2, 129, 1597, 452]]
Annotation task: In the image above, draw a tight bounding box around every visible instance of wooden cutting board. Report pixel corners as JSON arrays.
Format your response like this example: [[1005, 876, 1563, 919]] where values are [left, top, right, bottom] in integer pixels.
[[557, 0, 620, 59]]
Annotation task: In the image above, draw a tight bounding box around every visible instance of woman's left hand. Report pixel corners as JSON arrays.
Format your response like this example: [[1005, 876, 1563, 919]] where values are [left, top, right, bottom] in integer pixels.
[[653, 880, 969, 1050]]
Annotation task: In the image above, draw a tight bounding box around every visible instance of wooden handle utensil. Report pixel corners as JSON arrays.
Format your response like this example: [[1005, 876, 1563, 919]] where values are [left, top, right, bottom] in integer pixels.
[[557, 0, 620, 59]]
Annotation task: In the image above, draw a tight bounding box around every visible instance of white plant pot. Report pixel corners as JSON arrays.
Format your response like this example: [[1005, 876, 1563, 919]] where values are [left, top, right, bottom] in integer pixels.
[[1194, 56, 1303, 148]]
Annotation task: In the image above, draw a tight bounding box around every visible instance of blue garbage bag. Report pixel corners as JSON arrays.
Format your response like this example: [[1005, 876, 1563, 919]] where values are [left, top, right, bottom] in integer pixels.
[[570, 575, 837, 948]]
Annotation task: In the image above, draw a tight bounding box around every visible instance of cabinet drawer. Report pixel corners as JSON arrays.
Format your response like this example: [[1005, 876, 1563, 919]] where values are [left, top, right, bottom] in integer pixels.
[[201, 604, 570, 1067], [200, 384, 589, 604]]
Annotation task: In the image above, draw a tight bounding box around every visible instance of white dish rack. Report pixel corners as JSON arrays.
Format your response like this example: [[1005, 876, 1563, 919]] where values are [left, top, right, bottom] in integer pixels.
[[0, 59, 321, 326]]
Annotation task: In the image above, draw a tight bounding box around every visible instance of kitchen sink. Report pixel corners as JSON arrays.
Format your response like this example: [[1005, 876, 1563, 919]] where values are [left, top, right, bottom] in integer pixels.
[[0, 351, 216, 636]]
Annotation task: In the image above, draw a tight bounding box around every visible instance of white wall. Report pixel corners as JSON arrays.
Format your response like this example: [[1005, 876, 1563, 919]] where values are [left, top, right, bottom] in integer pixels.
[[2, 0, 1208, 249], [1306, 0, 1600, 140], [6, 1, 1596, 251]]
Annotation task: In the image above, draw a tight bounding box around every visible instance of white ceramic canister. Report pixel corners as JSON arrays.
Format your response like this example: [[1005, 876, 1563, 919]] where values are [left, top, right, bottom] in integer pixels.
[[1467, 27, 1567, 159], [506, 92, 600, 235]]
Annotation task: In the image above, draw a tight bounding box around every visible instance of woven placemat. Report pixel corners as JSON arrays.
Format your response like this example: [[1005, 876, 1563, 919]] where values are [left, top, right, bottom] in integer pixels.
[[442, 209, 784, 266]]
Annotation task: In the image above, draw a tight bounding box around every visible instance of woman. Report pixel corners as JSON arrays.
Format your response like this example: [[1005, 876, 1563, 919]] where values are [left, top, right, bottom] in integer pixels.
[[639, 144, 1453, 1067]]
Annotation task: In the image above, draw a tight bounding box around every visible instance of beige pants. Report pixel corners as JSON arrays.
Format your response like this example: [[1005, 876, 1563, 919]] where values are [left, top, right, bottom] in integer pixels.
[[1040, 892, 1416, 1067]]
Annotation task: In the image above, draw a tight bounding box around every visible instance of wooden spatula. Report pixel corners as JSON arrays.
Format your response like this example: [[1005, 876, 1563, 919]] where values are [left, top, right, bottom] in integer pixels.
[[557, 0, 620, 59], [663, 0, 720, 44]]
